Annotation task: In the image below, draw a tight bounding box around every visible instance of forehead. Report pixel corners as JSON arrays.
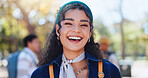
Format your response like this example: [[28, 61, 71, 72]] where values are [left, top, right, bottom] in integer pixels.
[[64, 9, 89, 21]]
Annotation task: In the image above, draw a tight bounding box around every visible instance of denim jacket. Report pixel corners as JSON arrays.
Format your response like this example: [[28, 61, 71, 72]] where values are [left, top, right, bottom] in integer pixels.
[[31, 52, 121, 78]]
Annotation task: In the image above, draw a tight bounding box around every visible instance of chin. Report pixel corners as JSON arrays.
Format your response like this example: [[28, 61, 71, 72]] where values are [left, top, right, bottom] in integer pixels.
[[67, 47, 84, 52]]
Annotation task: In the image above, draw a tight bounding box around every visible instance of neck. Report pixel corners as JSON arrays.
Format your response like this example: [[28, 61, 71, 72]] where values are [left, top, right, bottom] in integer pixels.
[[63, 48, 88, 74], [27, 47, 37, 55], [27, 47, 33, 52], [63, 48, 84, 60]]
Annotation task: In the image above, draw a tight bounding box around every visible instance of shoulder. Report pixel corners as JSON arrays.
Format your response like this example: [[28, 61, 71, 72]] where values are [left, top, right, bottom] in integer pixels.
[[103, 59, 119, 72], [103, 59, 121, 78], [18, 51, 32, 61], [31, 64, 49, 78], [18, 51, 29, 59]]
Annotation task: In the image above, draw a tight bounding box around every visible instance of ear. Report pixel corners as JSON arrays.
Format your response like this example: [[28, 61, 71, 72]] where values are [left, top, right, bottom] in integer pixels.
[[56, 24, 60, 36], [89, 31, 92, 39], [27, 41, 31, 47]]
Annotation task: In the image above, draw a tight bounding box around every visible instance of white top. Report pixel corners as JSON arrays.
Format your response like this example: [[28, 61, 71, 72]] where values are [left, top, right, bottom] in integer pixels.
[[59, 52, 85, 78], [17, 47, 38, 78], [109, 54, 120, 69]]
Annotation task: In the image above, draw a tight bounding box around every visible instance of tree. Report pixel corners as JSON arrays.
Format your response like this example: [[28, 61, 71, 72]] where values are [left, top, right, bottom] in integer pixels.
[[0, 0, 57, 58]]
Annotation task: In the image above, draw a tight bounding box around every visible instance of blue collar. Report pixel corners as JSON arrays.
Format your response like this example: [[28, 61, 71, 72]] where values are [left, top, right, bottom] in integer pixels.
[[47, 51, 100, 67], [85, 52, 100, 61]]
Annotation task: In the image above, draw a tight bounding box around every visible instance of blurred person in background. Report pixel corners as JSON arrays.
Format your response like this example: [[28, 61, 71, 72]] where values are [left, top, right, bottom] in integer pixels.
[[17, 34, 40, 78], [99, 36, 120, 69]]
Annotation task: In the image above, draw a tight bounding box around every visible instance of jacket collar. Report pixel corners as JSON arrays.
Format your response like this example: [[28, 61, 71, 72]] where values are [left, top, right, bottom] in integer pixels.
[[85, 51, 99, 61], [48, 51, 100, 67]]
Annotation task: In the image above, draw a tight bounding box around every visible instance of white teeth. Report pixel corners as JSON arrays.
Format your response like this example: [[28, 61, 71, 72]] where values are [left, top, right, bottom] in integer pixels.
[[68, 37, 81, 40]]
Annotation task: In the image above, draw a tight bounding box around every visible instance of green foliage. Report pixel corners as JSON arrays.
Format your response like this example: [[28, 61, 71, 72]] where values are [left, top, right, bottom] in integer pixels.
[[93, 20, 111, 42], [0, 0, 57, 57]]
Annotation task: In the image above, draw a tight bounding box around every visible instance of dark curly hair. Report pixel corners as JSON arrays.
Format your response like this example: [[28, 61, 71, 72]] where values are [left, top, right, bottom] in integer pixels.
[[38, 2, 103, 66]]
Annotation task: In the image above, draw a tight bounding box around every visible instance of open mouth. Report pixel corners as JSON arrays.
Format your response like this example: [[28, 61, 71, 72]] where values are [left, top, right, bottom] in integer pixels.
[[67, 36, 83, 42]]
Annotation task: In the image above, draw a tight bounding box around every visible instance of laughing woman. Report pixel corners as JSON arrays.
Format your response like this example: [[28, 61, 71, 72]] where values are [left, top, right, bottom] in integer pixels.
[[31, 1, 121, 78]]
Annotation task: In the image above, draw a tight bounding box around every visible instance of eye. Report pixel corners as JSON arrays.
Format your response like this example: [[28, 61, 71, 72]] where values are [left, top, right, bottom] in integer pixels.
[[65, 23, 72, 25], [81, 24, 88, 27]]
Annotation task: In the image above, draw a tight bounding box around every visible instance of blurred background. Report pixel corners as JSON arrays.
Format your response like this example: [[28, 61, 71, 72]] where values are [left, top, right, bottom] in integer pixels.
[[0, 0, 148, 78]]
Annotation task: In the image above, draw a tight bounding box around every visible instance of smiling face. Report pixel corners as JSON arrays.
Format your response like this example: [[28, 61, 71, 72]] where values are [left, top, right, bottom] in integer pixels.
[[56, 9, 91, 53]]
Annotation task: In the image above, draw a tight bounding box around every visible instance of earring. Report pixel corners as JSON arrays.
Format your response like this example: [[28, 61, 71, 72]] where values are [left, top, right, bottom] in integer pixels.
[[57, 36, 60, 40], [88, 39, 90, 42]]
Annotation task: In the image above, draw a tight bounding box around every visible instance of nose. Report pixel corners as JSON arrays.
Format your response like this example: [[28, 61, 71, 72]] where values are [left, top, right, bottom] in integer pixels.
[[72, 24, 81, 33]]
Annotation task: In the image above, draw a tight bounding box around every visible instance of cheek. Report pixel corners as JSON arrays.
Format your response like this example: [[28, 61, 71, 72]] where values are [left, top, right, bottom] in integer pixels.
[[34, 43, 39, 48], [59, 28, 68, 41], [35, 43, 39, 48], [84, 29, 91, 39], [60, 26, 70, 36]]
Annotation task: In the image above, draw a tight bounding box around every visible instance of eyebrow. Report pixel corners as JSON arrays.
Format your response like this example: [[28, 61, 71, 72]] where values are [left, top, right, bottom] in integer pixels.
[[80, 20, 89, 23], [63, 18, 74, 21], [63, 18, 89, 23]]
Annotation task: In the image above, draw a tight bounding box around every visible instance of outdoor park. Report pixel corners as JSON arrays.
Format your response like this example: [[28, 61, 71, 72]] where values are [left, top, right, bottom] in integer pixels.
[[0, 0, 148, 78]]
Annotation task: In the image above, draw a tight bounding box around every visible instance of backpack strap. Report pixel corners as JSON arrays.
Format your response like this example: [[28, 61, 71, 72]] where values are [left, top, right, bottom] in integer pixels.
[[49, 64, 54, 78], [98, 61, 104, 78]]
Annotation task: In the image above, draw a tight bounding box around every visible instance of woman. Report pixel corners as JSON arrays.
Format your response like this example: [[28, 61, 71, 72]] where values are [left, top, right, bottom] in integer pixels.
[[31, 1, 121, 78]]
